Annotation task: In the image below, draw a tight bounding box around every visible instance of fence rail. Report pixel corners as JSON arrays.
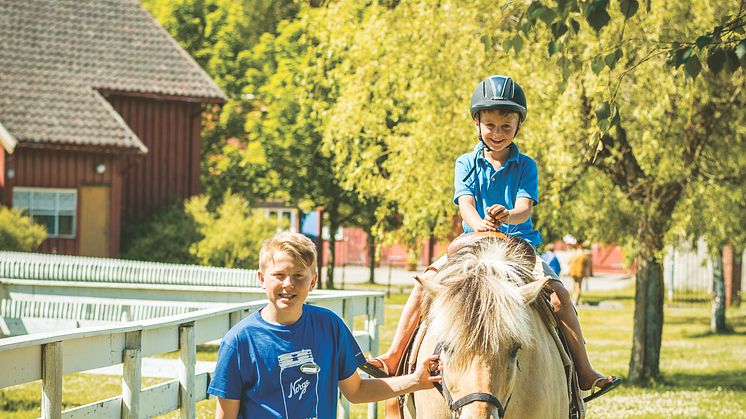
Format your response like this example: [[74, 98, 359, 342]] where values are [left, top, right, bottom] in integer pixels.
[[0, 251, 259, 287], [0, 291, 384, 419]]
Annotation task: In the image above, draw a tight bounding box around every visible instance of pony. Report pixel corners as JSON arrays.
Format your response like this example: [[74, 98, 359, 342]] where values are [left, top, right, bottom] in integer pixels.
[[405, 233, 570, 418]]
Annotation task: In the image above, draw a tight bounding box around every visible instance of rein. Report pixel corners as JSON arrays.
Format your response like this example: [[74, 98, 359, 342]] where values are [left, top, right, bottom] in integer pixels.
[[431, 342, 511, 418]]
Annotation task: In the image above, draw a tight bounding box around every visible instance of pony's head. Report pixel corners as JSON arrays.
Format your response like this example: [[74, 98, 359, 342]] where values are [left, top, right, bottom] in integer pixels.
[[418, 234, 548, 417]]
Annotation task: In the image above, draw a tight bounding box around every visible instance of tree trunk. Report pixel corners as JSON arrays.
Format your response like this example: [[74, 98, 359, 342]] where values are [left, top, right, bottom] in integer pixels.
[[427, 235, 436, 265], [711, 248, 727, 333], [733, 248, 742, 308], [723, 244, 742, 308], [326, 211, 339, 290], [316, 207, 324, 290], [628, 215, 666, 385], [367, 228, 376, 284], [628, 252, 664, 385]]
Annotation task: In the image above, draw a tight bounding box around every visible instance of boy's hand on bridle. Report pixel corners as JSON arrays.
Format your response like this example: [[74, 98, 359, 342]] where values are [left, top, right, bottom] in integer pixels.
[[414, 354, 442, 389], [476, 216, 498, 232]]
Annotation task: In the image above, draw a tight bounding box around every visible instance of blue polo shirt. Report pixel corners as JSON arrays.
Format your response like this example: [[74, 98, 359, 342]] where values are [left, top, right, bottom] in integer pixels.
[[454, 142, 542, 247]]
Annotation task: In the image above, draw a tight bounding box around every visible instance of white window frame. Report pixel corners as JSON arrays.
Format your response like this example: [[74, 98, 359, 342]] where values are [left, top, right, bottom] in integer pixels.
[[12, 187, 77, 238], [265, 208, 298, 233], [322, 225, 344, 241]]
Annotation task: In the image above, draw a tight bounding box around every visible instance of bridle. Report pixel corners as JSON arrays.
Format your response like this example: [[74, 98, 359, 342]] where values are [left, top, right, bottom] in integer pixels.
[[431, 342, 512, 418]]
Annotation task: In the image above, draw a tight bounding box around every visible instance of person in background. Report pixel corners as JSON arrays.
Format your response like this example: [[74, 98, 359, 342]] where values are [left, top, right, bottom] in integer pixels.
[[541, 242, 562, 276], [568, 242, 593, 305]]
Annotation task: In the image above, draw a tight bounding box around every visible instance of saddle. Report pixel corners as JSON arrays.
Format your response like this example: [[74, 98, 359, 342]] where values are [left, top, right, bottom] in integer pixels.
[[386, 232, 586, 419]]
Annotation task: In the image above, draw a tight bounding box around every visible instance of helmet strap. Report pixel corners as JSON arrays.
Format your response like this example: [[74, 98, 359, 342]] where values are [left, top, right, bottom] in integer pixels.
[[477, 113, 493, 151]]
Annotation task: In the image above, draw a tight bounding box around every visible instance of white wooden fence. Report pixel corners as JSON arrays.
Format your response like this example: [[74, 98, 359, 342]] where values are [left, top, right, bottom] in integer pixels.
[[0, 291, 384, 419], [0, 251, 384, 418], [0, 251, 259, 287], [664, 240, 746, 303]]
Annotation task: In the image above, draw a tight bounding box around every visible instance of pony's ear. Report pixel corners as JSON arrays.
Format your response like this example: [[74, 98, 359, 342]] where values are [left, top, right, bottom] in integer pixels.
[[519, 278, 550, 304], [415, 274, 445, 296]]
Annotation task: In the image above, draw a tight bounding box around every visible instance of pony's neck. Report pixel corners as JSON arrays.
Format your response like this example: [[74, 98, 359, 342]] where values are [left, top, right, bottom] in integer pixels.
[[508, 307, 570, 418]]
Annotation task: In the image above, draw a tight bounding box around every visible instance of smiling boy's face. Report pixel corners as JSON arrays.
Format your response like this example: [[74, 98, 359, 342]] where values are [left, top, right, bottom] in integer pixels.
[[258, 250, 317, 325], [474, 109, 520, 154]]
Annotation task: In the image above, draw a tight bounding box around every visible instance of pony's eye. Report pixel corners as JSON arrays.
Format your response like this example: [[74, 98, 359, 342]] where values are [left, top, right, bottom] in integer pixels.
[[510, 345, 521, 358]]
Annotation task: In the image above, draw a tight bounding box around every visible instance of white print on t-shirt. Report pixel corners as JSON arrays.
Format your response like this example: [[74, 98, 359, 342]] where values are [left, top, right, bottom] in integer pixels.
[[289, 376, 310, 399], [278, 349, 319, 418]]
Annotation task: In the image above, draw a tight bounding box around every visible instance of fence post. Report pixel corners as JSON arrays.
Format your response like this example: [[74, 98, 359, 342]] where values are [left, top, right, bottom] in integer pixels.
[[122, 331, 142, 419], [179, 324, 196, 419], [41, 341, 62, 419], [229, 310, 243, 329], [367, 296, 380, 419], [338, 298, 354, 419]]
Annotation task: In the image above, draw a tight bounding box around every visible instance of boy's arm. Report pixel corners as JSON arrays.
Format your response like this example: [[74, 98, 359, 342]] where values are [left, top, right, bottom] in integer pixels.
[[339, 355, 441, 403], [457, 195, 497, 232], [215, 397, 240, 419]]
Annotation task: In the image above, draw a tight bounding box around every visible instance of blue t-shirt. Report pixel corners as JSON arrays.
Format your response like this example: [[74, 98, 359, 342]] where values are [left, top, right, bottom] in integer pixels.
[[207, 304, 366, 419], [454, 142, 542, 247]]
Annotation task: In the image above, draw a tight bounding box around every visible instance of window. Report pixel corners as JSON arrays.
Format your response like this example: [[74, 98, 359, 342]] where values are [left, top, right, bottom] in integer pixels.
[[13, 188, 77, 238], [322, 225, 344, 241], [266, 208, 298, 233]]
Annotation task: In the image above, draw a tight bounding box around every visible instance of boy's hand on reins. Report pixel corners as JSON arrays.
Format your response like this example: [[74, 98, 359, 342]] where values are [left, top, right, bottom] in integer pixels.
[[476, 216, 498, 232], [487, 204, 509, 224]]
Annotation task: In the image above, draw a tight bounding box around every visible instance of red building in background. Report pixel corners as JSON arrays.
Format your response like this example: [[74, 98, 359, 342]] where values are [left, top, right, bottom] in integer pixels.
[[0, 0, 225, 257]]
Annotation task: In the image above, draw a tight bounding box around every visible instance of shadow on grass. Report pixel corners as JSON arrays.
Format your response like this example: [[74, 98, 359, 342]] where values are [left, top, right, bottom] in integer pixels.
[[658, 370, 746, 391], [665, 311, 746, 330], [665, 315, 711, 326], [196, 343, 219, 354], [581, 294, 635, 304], [0, 391, 39, 411], [686, 329, 746, 338]]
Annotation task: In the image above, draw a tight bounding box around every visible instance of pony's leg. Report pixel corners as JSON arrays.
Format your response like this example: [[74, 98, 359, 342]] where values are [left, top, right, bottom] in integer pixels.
[[369, 256, 446, 375], [549, 281, 611, 391]]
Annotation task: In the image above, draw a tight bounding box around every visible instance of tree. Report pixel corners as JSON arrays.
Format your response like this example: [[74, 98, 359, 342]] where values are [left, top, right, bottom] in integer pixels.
[[326, 1, 486, 250], [244, 10, 378, 289], [120, 201, 201, 264], [508, 0, 745, 384], [320, 0, 744, 386], [186, 192, 284, 268], [0, 207, 46, 251]]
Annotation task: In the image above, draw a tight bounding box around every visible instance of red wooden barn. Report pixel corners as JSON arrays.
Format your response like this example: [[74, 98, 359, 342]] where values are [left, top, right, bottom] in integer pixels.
[[0, 0, 225, 257]]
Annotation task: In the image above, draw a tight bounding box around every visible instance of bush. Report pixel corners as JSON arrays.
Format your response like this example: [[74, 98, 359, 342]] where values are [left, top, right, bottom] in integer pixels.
[[187, 192, 285, 269], [0, 206, 46, 251], [120, 201, 201, 264]]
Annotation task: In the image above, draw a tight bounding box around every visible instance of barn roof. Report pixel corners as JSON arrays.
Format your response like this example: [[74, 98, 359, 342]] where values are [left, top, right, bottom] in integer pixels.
[[0, 0, 226, 152]]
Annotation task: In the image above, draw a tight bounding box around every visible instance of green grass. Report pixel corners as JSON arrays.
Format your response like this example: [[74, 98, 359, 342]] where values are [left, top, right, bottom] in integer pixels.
[[2, 285, 745, 418]]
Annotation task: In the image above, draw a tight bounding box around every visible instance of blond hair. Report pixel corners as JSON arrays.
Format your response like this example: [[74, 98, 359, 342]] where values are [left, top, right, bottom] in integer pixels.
[[477, 107, 521, 122], [258, 232, 317, 273]]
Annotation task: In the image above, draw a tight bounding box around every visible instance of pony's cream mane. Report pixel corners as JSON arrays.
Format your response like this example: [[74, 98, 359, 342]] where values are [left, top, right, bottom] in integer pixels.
[[425, 237, 536, 369]]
